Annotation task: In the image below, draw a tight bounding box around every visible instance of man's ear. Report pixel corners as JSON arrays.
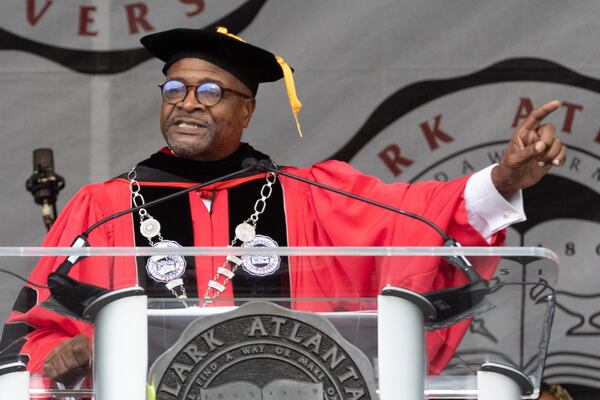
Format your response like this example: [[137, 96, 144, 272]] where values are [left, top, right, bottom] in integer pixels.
[[242, 98, 256, 128]]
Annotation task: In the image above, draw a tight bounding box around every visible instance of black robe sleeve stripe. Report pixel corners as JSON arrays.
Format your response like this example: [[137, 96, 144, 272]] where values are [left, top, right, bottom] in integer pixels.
[[0, 323, 34, 355], [11, 286, 38, 314]]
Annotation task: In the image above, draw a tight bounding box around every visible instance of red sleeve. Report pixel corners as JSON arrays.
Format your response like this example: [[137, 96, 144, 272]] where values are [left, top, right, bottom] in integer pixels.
[[2, 181, 135, 374], [282, 160, 505, 373]]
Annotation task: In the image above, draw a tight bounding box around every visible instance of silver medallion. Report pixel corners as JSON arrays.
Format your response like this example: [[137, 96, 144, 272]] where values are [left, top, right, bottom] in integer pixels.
[[145, 240, 186, 283], [140, 217, 161, 239], [235, 222, 256, 242], [241, 235, 280, 276]]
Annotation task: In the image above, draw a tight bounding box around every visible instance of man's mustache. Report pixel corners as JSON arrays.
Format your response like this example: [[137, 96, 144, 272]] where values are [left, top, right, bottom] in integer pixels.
[[167, 115, 213, 128]]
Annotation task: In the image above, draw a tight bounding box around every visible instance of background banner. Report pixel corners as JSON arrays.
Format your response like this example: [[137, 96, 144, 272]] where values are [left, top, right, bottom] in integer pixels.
[[1, 0, 599, 392]]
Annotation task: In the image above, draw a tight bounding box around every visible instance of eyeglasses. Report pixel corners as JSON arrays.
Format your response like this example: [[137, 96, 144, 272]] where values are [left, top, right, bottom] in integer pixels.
[[158, 79, 253, 106]]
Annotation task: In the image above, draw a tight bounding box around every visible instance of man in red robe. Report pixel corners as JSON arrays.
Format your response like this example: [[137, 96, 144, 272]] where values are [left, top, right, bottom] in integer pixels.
[[0, 27, 566, 386]]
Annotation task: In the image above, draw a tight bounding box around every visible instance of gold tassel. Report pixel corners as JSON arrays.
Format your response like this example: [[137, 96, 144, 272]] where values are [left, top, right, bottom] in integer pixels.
[[216, 26, 246, 42], [216, 27, 303, 138], [276, 55, 303, 138]]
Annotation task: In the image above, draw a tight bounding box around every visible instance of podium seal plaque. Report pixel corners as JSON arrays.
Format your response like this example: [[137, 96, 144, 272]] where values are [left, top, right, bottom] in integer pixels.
[[148, 302, 377, 400]]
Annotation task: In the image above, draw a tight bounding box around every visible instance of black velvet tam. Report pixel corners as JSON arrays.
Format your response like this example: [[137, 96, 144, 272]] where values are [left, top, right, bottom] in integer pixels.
[[140, 28, 285, 95]]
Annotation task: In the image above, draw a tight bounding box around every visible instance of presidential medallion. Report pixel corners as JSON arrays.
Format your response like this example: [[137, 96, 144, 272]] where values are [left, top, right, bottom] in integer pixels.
[[146, 240, 187, 283], [241, 235, 280, 277]]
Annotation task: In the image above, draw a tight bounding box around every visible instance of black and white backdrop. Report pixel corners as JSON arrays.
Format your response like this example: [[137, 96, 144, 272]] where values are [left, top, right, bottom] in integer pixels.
[[1, 0, 599, 393]]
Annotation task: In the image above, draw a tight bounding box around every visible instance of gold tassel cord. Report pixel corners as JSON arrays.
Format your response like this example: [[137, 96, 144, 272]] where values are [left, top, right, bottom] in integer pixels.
[[276, 55, 303, 138], [216, 26, 246, 42], [216, 27, 303, 138]]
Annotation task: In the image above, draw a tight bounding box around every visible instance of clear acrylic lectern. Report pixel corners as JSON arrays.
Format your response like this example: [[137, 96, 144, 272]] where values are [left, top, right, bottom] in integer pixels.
[[0, 246, 558, 399]]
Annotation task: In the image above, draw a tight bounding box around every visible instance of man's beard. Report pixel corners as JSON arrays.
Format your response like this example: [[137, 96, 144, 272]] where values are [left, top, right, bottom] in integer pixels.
[[163, 124, 217, 160]]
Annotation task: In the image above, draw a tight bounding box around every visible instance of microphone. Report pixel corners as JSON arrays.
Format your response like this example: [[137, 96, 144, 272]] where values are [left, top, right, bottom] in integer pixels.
[[25, 149, 65, 231], [251, 158, 490, 326], [48, 161, 261, 318]]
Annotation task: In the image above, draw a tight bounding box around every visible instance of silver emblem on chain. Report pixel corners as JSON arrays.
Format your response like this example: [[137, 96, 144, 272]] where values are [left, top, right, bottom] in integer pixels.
[[234, 222, 256, 242], [140, 217, 161, 238], [129, 168, 188, 300], [241, 235, 281, 276], [145, 240, 187, 282], [204, 169, 278, 304], [128, 165, 279, 305]]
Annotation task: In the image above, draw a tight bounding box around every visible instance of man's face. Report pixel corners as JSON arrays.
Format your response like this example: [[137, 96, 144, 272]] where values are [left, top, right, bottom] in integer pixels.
[[160, 58, 256, 161]]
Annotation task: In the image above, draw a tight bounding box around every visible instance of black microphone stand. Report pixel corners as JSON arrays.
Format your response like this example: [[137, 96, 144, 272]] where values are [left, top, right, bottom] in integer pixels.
[[25, 152, 65, 231]]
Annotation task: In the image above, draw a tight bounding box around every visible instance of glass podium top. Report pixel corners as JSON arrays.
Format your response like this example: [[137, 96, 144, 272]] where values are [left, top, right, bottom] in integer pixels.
[[0, 246, 558, 399]]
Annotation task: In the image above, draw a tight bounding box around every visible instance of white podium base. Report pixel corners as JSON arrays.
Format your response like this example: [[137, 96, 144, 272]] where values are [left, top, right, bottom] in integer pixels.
[[0, 369, 29, 400]]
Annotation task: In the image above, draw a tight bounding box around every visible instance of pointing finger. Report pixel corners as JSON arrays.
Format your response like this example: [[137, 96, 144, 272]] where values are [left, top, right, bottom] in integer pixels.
[[518, 100, 561, 132]]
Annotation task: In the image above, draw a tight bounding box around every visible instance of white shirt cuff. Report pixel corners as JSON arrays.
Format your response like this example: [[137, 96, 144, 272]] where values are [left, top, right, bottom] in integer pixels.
[[464, 164, 526, 242]]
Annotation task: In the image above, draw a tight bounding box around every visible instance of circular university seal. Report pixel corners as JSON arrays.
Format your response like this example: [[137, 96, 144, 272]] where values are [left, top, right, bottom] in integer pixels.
[[146, 240, 187, 283], [241, 235, 281, 277], [148, 302, 377, 400]]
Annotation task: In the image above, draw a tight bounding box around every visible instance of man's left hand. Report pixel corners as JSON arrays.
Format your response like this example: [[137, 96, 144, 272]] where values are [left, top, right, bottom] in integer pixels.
[[492, 100, 567, 198]]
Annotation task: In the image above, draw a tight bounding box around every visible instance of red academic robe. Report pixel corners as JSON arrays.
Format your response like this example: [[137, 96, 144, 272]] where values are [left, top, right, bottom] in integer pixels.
[[3, 160, 502, 379]]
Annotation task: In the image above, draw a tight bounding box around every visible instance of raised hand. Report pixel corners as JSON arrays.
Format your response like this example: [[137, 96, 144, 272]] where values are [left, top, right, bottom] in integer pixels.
[[492, 100, 567, 197]]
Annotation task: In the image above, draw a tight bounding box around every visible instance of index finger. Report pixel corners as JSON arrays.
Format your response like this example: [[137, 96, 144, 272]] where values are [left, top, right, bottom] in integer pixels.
[[518, 100, 561, 131]]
